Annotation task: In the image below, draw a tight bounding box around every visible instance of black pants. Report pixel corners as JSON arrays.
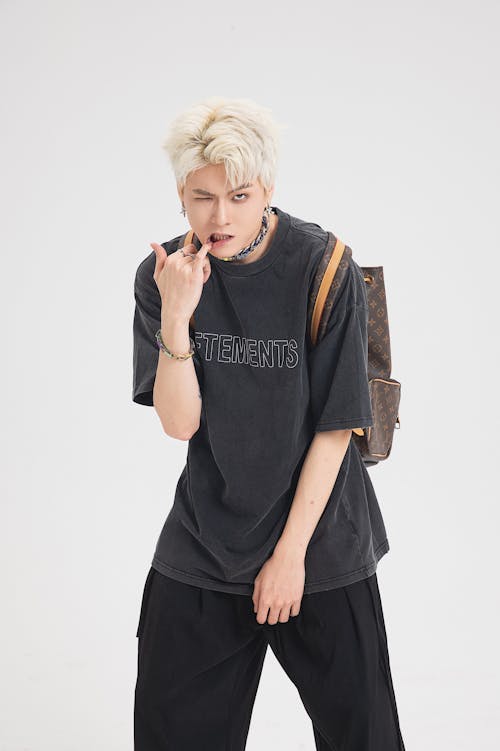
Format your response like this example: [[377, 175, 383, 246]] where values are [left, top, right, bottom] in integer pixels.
[[134, 567, 406, 751]]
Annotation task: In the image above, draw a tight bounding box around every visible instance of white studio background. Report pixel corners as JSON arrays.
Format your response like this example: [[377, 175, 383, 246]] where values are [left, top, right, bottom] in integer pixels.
[[2, 1, 499, 749]]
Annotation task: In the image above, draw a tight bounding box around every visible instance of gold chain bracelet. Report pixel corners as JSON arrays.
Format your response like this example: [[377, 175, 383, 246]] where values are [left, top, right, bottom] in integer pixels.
[[155, 328, 195, 360]]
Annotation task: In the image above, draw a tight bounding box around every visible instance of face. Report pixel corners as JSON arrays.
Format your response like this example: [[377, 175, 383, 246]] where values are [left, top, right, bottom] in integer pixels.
[[177, 163, 274, 259]]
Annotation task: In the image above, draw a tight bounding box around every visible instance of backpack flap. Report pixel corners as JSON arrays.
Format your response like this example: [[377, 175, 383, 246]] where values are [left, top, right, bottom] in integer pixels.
[[360, 376, 401, 463]]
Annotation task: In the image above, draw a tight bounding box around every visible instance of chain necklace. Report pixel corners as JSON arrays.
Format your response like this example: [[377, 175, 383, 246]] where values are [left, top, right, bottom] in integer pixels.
[[193, 205, 275, 262]]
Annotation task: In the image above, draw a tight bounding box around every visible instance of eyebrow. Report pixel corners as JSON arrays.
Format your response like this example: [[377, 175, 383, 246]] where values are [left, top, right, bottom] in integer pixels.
[[191, 183, 253, 196]]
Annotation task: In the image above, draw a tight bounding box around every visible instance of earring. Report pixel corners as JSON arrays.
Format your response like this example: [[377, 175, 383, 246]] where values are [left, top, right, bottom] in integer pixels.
[[180, 204, 186, 216]]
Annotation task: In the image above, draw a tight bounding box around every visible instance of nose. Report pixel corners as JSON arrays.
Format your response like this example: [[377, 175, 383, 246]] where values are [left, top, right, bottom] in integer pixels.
[[211, 200, 231, 227]]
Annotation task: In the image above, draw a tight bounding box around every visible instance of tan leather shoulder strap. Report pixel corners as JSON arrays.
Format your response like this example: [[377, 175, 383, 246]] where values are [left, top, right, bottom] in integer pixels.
[[310, 236, 365, 437], [310, 237, 345, 347], [182, 229, 195, 248]]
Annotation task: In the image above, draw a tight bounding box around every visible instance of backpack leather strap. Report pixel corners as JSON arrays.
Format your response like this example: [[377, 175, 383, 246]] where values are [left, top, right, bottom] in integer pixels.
[[310, 235, 365, 437], [310, 235, 345, 347]]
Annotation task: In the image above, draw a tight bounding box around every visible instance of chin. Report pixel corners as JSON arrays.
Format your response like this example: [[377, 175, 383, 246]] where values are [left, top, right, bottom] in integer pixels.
[[211, 248, 240, 259]]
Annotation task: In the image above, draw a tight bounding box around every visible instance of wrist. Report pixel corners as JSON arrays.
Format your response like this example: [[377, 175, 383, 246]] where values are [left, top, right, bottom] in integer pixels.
[[161, 309, 191, 327], [274, 534, 308, 561], [158, 316, 192, 359]]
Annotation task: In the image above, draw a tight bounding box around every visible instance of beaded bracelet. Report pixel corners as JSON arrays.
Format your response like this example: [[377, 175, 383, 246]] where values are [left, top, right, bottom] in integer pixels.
[[155, 328, 195, 360]]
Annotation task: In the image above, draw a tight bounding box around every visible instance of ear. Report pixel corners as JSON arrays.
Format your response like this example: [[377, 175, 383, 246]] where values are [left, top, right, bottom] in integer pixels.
[[176, 183, 184, 203]]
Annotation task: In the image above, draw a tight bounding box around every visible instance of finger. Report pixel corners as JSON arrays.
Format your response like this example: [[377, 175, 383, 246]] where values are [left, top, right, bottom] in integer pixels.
[[191, 241, 212, 264], [267, 605, 281, 626], [252, 585, 260, 613], [178, 242, 196, 257], [278, 605, 292, 623], [202, 258, 212, 284], [150, 242, 167, 274], [180, 239, 211, 255], [256, 604, 269, 625], [178, 242, 212, 285]]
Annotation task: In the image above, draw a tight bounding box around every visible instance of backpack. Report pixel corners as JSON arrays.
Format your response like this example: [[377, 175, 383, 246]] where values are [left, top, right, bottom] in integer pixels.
[[308, 231, 401, 466], [179, 229, 401, 466]]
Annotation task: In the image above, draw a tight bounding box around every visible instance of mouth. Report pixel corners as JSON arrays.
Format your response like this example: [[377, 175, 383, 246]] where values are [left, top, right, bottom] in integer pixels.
[[207, 233, 234, 249]]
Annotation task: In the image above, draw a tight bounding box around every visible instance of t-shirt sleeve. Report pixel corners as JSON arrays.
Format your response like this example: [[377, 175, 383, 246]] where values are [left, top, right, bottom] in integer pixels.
[[132, 253, 162, 406], [308, 256, 374, 432]]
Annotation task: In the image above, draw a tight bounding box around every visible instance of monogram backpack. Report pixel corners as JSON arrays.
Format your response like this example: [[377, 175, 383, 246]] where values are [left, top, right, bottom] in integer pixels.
[[179, 228, 401, 467], [308, 231, 401, 466]]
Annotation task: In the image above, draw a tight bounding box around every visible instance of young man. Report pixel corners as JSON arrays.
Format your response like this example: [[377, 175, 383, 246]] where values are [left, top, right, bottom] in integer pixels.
[[132, 96, 406, 750]]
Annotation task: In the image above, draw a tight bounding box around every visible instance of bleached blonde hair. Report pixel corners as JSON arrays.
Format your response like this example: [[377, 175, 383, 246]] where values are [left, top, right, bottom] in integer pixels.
[[162, 96, 287, 193]]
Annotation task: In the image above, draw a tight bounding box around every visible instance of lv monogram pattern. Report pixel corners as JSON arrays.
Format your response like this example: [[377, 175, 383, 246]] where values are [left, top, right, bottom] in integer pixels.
[[309, 247, 401, 465]]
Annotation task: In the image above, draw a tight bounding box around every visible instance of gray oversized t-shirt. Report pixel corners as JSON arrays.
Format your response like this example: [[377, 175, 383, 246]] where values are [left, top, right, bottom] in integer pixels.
[[132, 205, 390, 595]]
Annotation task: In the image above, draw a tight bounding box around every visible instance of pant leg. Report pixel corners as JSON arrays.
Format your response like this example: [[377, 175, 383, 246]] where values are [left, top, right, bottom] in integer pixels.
[[266, 572, 406, 751], [134, 567, 269, 751]]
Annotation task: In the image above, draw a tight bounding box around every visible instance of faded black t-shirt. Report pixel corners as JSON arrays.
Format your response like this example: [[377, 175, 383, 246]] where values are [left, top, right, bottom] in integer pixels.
[[132, 205, 389, 595]]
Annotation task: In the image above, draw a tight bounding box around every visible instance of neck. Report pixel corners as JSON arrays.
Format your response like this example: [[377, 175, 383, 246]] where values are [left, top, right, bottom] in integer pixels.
[[233, 211, 278, 265]]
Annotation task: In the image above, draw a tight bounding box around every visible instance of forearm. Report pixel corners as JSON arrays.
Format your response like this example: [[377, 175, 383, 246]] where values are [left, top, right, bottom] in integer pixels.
[[274, 429, 352, 558], [153, 313, 202, 439]]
